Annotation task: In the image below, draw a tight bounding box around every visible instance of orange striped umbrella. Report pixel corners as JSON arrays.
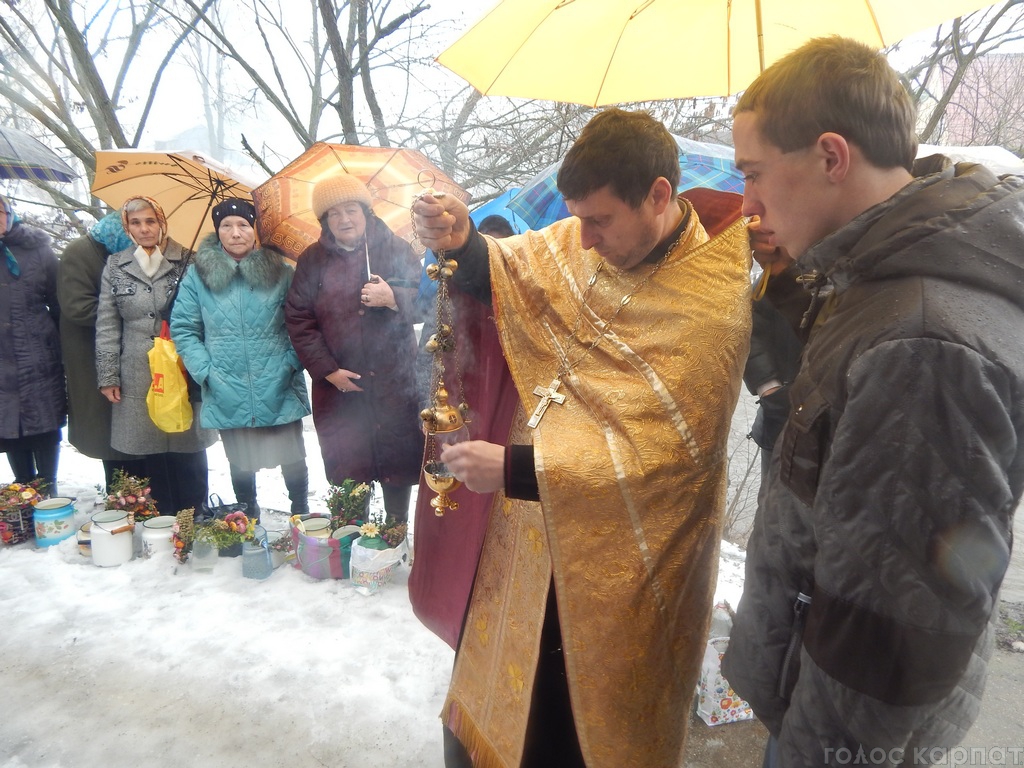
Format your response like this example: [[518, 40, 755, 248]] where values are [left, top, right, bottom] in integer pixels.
[[252, 143, 469, 259]]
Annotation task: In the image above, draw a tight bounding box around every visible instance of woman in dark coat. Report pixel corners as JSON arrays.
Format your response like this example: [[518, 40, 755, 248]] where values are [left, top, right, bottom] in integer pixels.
[[58, 212, 147, 490], [284, 174, 422, 523], [0, 194, 65, 494]]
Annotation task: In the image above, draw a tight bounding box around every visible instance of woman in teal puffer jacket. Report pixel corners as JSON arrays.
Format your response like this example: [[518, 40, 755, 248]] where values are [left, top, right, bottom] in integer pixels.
[[171, 198, 310, 516]]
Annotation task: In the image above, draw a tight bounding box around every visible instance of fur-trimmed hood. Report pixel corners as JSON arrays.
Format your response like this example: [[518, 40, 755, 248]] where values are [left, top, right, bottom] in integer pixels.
[[193, 232, 287, 293]]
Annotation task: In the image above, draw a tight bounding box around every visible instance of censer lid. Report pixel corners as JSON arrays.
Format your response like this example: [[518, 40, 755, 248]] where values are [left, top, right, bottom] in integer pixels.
[[420, 384, 465, 433]]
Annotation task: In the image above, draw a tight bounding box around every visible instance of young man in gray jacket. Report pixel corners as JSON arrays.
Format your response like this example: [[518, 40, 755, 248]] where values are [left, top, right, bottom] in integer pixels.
[[723, 36, 1024, 767]]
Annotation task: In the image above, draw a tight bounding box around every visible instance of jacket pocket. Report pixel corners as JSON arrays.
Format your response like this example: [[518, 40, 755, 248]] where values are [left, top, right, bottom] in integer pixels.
[[778, 385, 831, 507]]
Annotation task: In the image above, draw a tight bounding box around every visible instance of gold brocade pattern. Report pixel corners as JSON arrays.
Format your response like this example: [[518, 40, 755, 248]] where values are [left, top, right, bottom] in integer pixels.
[[444, 209, 752, 768]]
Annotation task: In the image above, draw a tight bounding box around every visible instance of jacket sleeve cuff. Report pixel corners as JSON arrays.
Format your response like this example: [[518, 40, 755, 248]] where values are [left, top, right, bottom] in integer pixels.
[[505, 444, 540, 501], [447, 221, 492, 305]]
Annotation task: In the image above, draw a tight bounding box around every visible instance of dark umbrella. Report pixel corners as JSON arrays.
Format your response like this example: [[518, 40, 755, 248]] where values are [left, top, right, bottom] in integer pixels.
[[0, 126, 76, 183]]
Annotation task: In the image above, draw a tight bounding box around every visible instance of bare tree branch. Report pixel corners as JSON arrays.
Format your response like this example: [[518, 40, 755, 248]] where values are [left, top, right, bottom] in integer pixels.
[[130, 0, 216, 147], [318, 0, 359, 143]]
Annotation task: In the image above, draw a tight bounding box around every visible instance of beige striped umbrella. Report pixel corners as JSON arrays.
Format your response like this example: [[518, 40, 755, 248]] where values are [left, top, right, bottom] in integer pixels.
[[91, 150, 260, 253]]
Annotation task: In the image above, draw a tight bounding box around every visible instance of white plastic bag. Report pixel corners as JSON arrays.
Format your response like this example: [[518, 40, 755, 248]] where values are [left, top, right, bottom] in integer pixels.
[[349, 536, 408, 595], [695, 636, 755, 726]]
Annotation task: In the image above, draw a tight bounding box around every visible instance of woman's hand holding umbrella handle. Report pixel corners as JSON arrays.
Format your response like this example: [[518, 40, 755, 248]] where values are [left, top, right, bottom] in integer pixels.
[[100, 385, 121, 404], [326, 369, 363, 393], [362, 276, 397, 310], [411, 193, 471, 252]]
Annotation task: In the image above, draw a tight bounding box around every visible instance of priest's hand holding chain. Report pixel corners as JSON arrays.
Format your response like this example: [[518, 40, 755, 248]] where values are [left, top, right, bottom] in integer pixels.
[[411, 191, 472, 252]]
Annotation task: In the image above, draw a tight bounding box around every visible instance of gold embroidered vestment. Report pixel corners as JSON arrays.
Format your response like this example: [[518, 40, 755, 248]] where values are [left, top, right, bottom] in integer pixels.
[[444, 207, 752, 767]]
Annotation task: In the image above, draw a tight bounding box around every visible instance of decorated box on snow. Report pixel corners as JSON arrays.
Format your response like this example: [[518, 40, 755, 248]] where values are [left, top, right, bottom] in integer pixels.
[[695, 636, 755, 726]]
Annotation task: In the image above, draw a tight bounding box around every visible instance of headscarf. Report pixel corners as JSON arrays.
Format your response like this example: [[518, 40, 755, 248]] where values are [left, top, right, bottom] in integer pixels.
[[121, 196, 168, 277], [1, 194, 21, 277], [89, 211, 133, 255]]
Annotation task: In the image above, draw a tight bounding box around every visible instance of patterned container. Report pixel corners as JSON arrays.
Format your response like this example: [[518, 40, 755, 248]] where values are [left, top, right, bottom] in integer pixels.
[[33, 498, 77, 547], [141, 516, 176, 556]]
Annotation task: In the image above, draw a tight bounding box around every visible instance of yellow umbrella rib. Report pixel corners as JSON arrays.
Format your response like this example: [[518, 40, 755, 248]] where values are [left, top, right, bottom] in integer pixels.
[[865, 0, 885, 45], [594, 2, 652, 107], [439, 1, 566, 97], [753, 0, 765, 73], [488, 3, 568, 97]]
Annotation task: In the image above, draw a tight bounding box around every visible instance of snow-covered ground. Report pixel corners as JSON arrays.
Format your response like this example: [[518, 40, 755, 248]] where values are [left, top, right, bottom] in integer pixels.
[[0, 422, 747, 768]]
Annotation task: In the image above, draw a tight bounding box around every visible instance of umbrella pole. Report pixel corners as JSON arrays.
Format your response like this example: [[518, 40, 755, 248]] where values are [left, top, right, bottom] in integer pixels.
[[187, 195, 216, 255], [755, 0, 765, 72]]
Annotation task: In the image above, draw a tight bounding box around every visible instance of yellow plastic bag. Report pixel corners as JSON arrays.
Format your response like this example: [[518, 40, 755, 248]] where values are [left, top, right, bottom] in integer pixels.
[[146, 321, 193, 433]]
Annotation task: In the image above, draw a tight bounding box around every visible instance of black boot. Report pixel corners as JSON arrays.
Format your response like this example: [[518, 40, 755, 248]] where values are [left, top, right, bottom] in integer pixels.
[[282, 460, 309, 516], [381, 483, 411, 525], [33, 434, 61, 498], [229, 464, 259, 523]]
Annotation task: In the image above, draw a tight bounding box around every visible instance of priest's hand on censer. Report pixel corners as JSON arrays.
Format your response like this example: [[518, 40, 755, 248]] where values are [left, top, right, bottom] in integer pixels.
[[440, 440, 505, 493], [411, 191, 471, 252], [360, 274, 397, 310], [326, 368, 363, 393]]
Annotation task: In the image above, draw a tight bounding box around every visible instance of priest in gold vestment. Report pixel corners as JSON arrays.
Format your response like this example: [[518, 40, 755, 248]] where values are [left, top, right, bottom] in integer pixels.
[[412, 109, 752, 768]]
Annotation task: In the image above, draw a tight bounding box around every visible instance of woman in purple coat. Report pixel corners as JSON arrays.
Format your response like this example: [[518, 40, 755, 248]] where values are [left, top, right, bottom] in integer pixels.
[[0, 194, 65, 494], [284, 174, 422, 523]]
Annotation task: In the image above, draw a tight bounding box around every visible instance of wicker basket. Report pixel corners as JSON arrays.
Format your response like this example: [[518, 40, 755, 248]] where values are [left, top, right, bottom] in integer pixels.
[[0, 505, 35, 546]]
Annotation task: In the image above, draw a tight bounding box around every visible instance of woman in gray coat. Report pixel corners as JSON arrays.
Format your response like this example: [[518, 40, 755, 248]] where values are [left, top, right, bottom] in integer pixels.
[[96, 196, 216, 515], [0, 194, 65, 494]]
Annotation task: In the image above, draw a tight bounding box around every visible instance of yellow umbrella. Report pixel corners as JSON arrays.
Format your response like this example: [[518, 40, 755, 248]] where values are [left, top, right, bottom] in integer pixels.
[[92, 150, 261, 252], [437, 0, 1000, 106], [252, 142, 470, 259]]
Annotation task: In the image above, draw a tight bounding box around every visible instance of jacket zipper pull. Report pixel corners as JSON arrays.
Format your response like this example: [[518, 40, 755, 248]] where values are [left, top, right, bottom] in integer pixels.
[[777, 591, 813, 701], [794, 591, 812, 616]]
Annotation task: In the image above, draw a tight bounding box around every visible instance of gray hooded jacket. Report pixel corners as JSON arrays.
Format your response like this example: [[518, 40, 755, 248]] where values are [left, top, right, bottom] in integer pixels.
[[723, 161, 1024, 767]]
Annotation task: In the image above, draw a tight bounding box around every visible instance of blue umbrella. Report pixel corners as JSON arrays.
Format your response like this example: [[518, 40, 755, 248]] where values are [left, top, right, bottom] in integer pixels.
[[469, 188, 525, 233], [0, 126, 76, 183], [507, 136, 743, 230]]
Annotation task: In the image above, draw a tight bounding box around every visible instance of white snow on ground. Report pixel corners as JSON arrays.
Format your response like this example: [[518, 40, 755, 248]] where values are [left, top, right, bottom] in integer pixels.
[[0, 424, 746, 768]]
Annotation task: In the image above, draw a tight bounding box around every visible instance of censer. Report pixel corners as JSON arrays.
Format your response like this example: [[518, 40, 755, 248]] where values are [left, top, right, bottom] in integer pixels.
[[417, 201, 470, 515]]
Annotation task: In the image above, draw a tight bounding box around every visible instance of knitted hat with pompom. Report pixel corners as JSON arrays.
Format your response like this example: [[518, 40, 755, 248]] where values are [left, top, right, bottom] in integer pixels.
[[311, 174, 373, 218]]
